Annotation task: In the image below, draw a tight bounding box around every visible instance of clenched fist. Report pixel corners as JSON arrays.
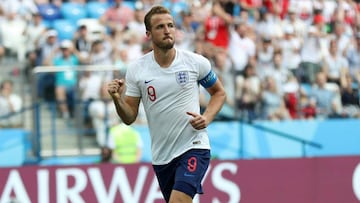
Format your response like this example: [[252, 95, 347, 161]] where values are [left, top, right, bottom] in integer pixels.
[[107, 79, 125, 99]]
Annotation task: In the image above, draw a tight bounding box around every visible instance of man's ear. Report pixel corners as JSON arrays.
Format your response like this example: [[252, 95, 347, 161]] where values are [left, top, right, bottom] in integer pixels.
[[146, 30, 151, 39]]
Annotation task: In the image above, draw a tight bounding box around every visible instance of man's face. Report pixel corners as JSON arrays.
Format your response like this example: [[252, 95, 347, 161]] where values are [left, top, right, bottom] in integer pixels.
[[1, 82, 12, 96], [147, 13, 175, 50]]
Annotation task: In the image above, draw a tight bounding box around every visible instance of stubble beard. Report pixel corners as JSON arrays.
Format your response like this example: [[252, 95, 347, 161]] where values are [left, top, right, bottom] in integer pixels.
[[153, 39, 174, 50]]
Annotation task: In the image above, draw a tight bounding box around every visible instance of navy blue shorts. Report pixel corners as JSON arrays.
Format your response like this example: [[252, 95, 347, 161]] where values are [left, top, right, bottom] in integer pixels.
[[153, 149, 210, 202]]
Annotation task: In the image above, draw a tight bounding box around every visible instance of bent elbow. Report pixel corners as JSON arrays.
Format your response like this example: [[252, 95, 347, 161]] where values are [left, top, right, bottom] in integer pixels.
[[122, 119, 135, 125], [220, 89, 227, 104]]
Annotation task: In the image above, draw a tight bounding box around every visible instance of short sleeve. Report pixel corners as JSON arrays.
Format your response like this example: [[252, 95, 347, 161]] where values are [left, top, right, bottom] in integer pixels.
[[197, 55, 218, 88], [125, 62, 141, 97]]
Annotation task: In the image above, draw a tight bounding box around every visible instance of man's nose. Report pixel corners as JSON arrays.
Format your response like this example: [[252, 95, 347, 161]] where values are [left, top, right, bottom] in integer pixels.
[[164, 26, 170, 33]]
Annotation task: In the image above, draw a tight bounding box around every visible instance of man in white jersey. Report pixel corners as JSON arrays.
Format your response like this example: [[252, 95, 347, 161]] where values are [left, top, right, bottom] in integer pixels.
[[107, 5, 226, 203]]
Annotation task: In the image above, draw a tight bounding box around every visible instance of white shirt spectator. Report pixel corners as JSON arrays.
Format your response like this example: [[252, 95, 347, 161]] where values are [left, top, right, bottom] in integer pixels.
[[278, 26, 302, 70], [281, 7, 307, 38], [0, 11, 27, 60], [228, 28, 256, 72], [0, 80, 22, 127], [255, 13, 283, 39], [88, 100, 120, 147], [79, 72, 103, 101], [1, 0, 38, 19], [25, 13, 47, 52], [323, 53, 349, 81], [301, 26, 324, 64]]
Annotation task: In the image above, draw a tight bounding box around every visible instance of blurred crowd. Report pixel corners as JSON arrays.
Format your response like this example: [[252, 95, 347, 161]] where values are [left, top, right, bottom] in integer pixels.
[[1, 0, 360, 133]]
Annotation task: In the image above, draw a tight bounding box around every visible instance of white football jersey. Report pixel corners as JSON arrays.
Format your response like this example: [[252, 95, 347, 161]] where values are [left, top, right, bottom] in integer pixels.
[[125, 49, 215, 165]]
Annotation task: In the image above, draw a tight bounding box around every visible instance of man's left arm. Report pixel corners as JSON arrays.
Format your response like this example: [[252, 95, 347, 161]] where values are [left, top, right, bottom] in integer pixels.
[[202, 79, 226, 125], [187, 79, 226, 130]]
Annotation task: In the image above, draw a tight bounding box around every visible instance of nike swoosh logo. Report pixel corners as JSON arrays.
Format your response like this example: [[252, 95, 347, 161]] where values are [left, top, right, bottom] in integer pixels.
[[145, 79, 154, 84], [184, 172, 195, 177]]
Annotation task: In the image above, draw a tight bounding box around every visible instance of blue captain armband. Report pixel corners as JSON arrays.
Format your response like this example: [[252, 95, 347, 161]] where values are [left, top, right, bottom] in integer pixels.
[[199, 70, 217, 88]]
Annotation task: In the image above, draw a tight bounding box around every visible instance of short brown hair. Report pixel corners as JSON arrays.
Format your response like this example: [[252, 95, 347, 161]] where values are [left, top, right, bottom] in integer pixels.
[[144, 5, 171, 31]]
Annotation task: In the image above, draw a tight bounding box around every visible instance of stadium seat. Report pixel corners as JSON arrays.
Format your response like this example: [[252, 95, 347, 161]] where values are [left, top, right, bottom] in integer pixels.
[[42, 19, 53, 29], [162, 1, 189, 25], [53, 19, 77, 40], [86, 1, 109, 19], [60, 2, 87, 24], [37, 3, 62, 22], [122, 1, 136, 10]]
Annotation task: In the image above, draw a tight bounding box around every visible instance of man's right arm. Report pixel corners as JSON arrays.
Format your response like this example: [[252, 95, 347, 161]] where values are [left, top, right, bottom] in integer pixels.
[[108, 79, 141, 125], [111, 95, 141, 125]]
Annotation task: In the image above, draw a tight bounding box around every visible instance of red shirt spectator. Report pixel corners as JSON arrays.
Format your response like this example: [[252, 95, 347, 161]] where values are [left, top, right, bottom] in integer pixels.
[[204, 15, 229, 49], [263, 0, 289, 19], [203, 0, 233, 49], [239, 0, 262, 10]]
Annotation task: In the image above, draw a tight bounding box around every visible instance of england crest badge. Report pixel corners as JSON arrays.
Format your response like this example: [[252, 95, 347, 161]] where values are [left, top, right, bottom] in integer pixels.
[[175, 71, 189, 86]]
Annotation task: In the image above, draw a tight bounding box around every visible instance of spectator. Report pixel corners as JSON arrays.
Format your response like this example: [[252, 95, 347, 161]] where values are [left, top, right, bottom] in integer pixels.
[[282, 6, 307, 39], [121, 30, 143, 62], [239, 0, 262, 21], [23, 50, 38, 84], [277, 25, 302, 76], [1, 0, 38, 21], [203, 0, 233, 50], [50, 40, 80, 119], [313, 0, 336, 24], [175, 10, 197, 52], [89, 82, 121, 147], [340, 73, 360, 118], [283, 75, 301, 119], [73, 24, 92, 62], [235, 63, 261, 121], [0, 6, 4, 60], [228, 19, 256, 74], [107, 123, 143, 164], [98, 146, 113, 163], [299, 25, 326, 84], [78, 70, 103, 131], [309, 71, 337, 118], [322, 39, 349, 85], [201, 49, 235, 121], [263, 50, 292, 95], [256, 36, 275, 78], [0, 80, 22, 128], [113, 46, 129, 75], [255, 8, 283, 40], [260, 76, 290, 121], [0, 8, 27, 61], [331, 21, 351, 56], [346, 32, 360, 84], [299, 93, 317, 119], [127, 5, 147, 41], [24, 12, 47, 54], [88, 39, 114, 81], [189, 0, 212, 30], [99, 0, 135, 33], [36, 30, 59, 102], [238, 9, 255, 27], [38, 29, 59, 66], [263, 0, 290, 20]]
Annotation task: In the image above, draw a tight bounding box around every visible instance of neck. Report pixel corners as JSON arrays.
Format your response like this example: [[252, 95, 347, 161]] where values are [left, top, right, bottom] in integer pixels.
[[153, 48, 176, 68]]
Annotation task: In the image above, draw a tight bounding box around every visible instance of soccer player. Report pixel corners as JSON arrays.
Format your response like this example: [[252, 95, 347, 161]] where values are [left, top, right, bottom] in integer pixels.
[[107, 5, 226, 203]]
